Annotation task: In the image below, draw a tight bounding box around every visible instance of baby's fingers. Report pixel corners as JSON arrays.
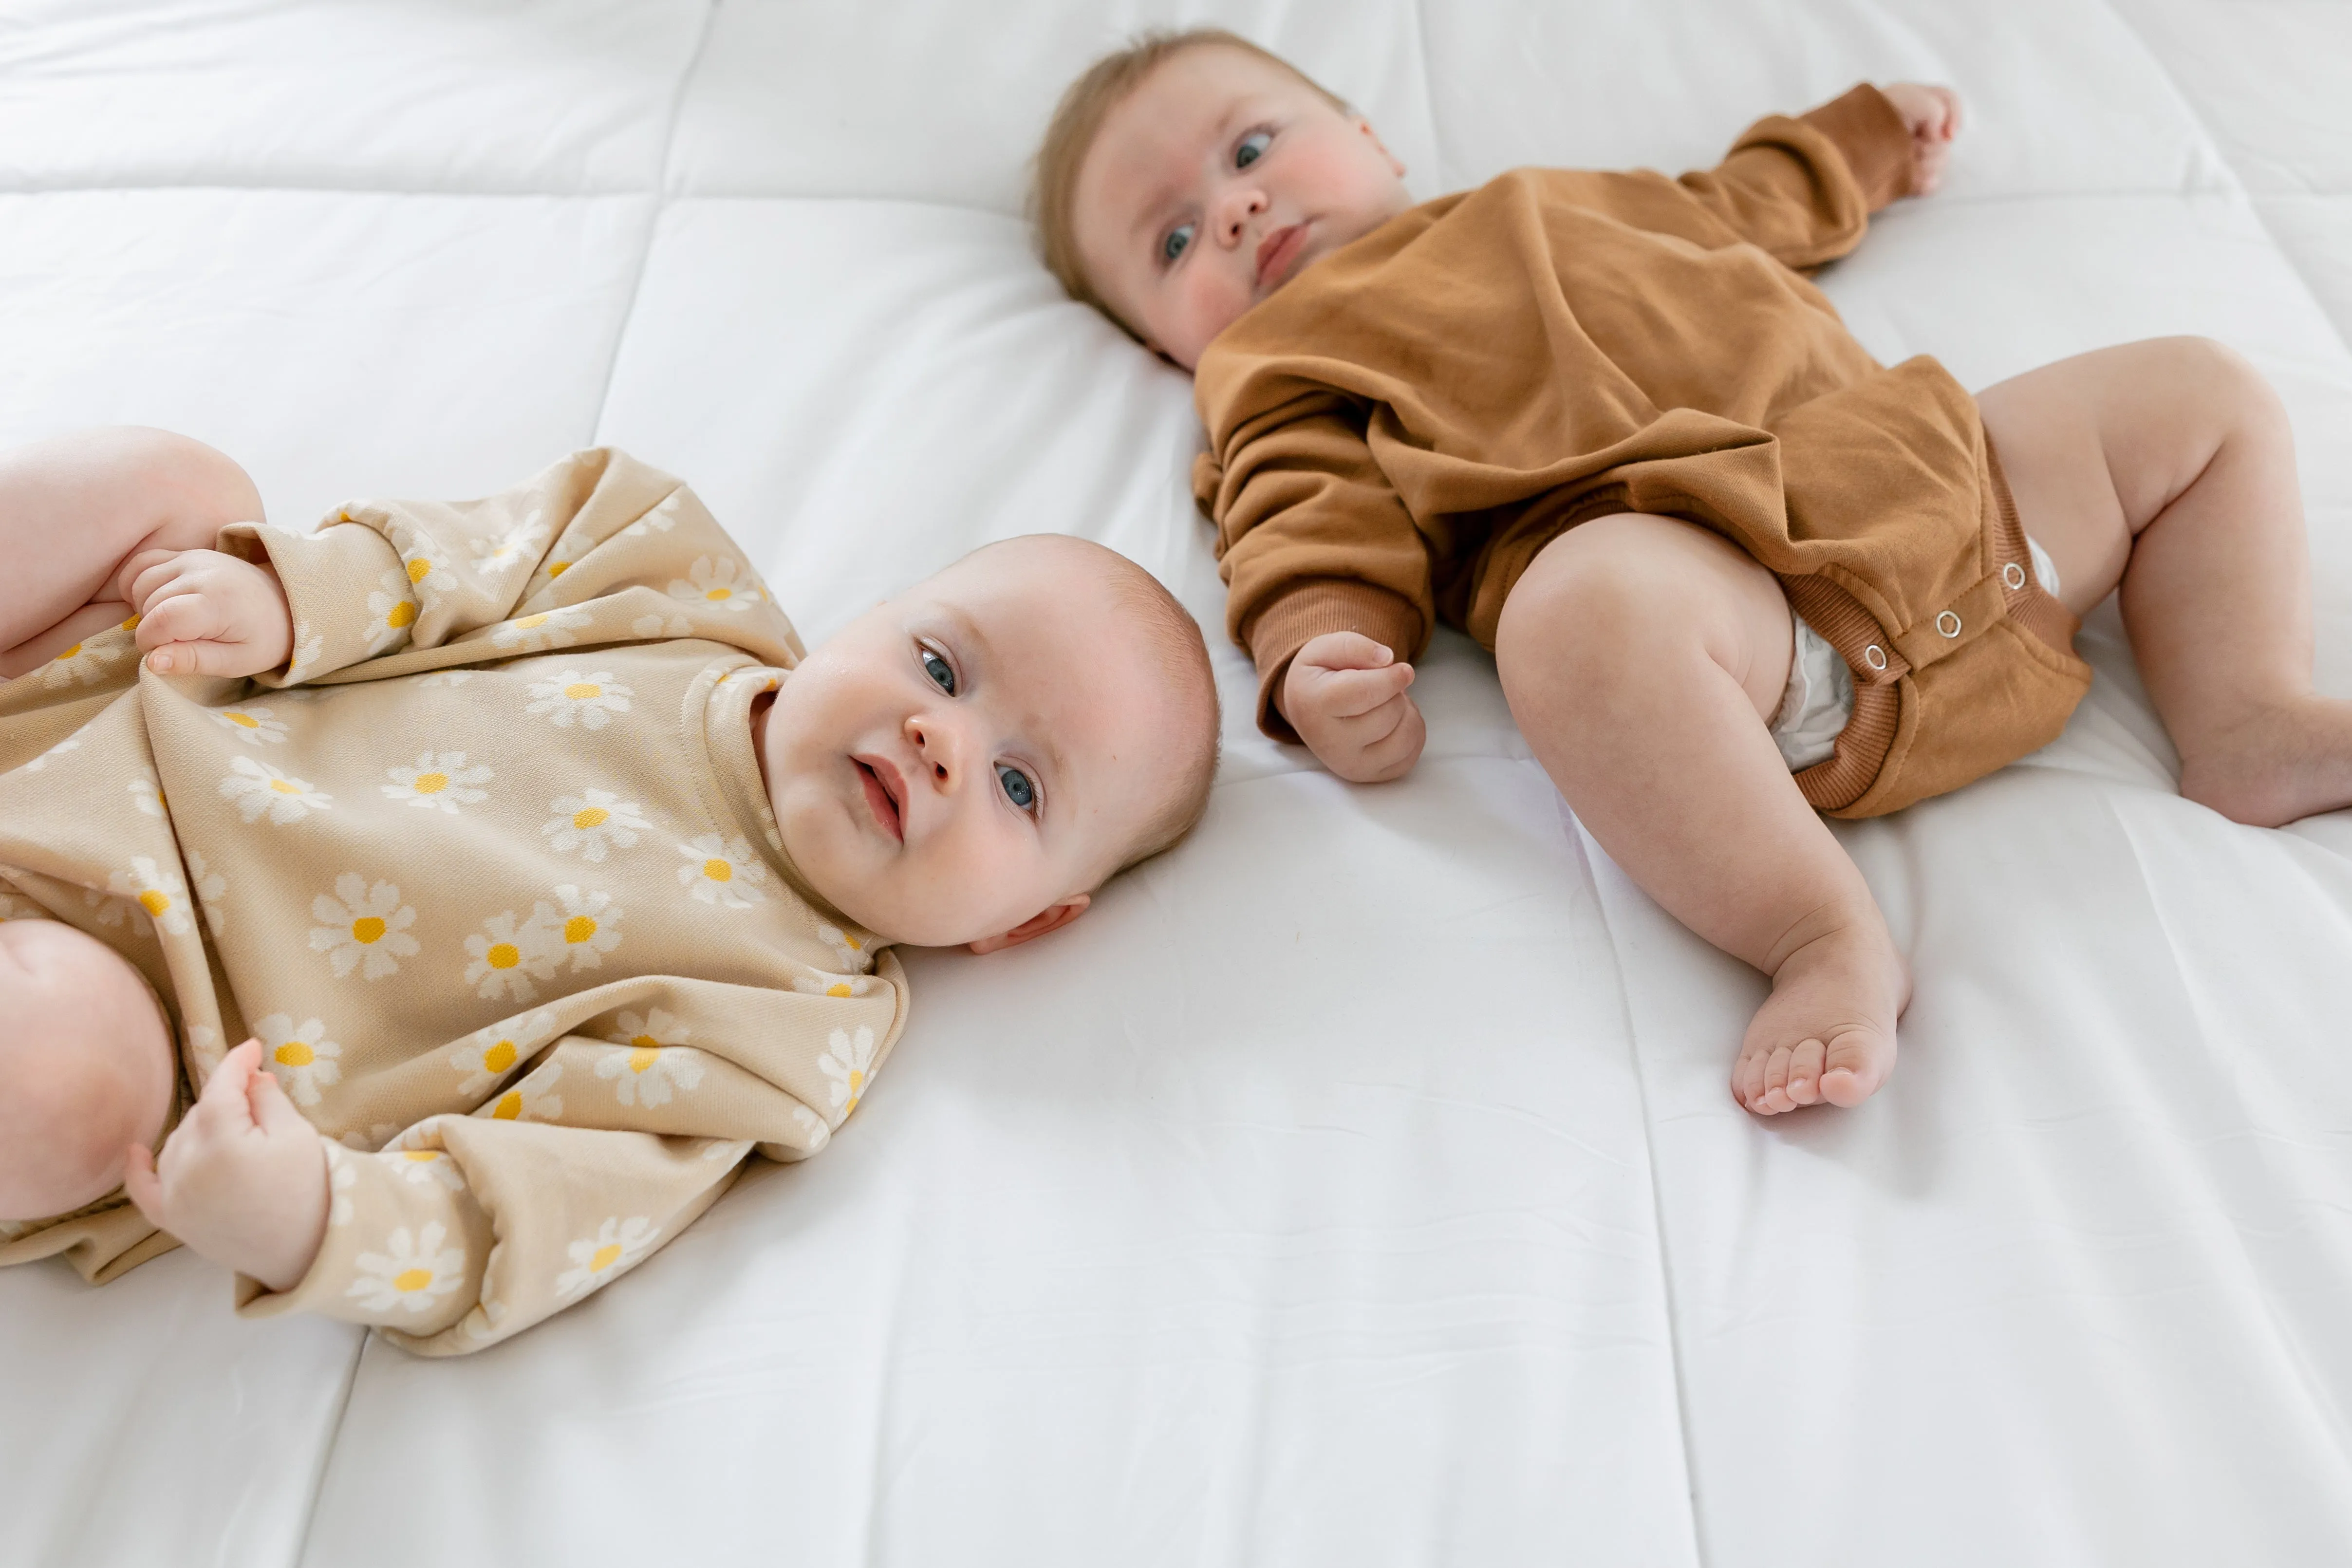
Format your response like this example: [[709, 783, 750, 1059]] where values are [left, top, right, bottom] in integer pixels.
[[122, 1141, 166, 1221], [1309, 660, 1416, 719]]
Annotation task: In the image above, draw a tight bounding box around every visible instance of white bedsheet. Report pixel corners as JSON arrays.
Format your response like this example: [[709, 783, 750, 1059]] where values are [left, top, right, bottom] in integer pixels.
[[2, 3, 2347, 1563]]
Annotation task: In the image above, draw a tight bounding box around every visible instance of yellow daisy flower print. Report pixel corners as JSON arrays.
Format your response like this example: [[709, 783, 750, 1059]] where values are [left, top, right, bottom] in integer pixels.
[[286, 619, 324, 680], [346, 1221, 464, 1317], [255, 1014, 342, 1106], [492, 605, 593, 653], [541, 884, 623, 972], [553, 1216, 658, 1302], [308, 873, 420, 979], [630, 612, 692, 639], [363, 570, 419, 655], [667, 555, 756, 613], [182, 850, 227, 936], [482, 1061, 564, 1123], [467, 520, 543, 574], [789, 1104, 831, 1153], [107, 857, 193, 936], [792, 973, 875, 1000], [463, 910, 558, 1002], [40, 637, 124, 688], [525, 669, 631, 729], [675, 833, 767, 908], [620, 504, 675, 539], [819, 1026, 877, 1121], [448, 1007, 554, 1098], [22, 733, 81, 771], [596, 1009, 702, 1107], [220, 755, 332, 824], [128, 773, 166, 816], [815, 922, 874, 974], [381, 749, 492, 813], [383, 1146, 467, 1192], [541, 789, 652, 861], [387, 525, 457, 596], [185, 1022, 224, 1077], [210, 704, 290, 746]]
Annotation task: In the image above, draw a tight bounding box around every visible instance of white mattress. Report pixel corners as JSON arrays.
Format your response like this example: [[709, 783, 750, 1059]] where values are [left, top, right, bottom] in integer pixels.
[[2, 2, 2349, 1562]]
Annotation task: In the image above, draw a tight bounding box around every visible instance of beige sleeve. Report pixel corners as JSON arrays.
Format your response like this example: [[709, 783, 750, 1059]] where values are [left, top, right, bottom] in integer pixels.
[[238, 955, 906, 1355], [218, 448, 804, 687]]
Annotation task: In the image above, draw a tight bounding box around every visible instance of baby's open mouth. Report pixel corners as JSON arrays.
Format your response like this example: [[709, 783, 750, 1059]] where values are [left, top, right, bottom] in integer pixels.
[[1255, 223, 1308, 290], [855, 756, 904, 842]]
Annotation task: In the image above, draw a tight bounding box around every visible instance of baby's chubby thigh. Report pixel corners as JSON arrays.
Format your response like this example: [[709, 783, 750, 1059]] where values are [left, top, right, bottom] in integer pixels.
[[1493, 512, 1796, 740], [0, 917, 178, 1222]]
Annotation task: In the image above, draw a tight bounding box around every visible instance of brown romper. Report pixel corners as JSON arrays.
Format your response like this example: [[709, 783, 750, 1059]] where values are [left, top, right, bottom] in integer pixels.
[[1191, 86, 2091, 817]]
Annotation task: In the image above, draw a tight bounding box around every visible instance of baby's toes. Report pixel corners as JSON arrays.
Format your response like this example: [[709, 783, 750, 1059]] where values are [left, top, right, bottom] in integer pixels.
[[1759, 1043, 1800, 1113], [1818, 1027, 1893, 1107], [1783, 1037, 1826, 1106]]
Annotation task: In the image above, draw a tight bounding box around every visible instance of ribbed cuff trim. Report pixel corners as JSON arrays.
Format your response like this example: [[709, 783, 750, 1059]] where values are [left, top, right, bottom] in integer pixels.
[[1242, 581, 1426, 743], [1798, 84, 1914, 211]]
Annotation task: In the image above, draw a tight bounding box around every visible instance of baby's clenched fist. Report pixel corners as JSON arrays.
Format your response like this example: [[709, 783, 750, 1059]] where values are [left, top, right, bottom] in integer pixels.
[[1878, 82, 1963, 197], [1281, 630, 1426, 784], [118, 546, 293, 678], [124, 1037, 329, 1293]]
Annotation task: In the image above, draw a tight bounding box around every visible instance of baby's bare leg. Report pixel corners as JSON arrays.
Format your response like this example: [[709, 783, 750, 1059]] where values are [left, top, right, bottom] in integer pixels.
[[0, 919, 177, 1221], [0, 427, 263, 680], [1496, 514, 1911, 1115], [1978, 336, 2348, 825]]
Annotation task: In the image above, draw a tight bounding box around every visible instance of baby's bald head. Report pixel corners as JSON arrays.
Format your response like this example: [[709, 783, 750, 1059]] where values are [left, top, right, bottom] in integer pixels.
[[765, 532, 1220, 952]]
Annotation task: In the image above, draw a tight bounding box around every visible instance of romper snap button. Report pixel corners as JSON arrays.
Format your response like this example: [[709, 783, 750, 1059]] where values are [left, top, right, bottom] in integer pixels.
[[1936, 611, 1962, 638], [1863, 644, 1887, 671], [2002, 561, 2027, 590]]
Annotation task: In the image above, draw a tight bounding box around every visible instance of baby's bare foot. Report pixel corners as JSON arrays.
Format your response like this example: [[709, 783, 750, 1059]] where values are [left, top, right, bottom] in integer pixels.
[[2177, 694, 2352, 828], [1731, 921, 1911, 1116]]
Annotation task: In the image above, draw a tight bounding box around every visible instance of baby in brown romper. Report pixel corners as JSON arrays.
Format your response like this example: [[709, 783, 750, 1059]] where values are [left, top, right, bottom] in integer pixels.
[[1039, 29, 2347, 1116]]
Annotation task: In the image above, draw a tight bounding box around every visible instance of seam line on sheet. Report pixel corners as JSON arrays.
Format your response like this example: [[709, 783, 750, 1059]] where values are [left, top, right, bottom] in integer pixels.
[[586, 0, 723, 442], [284, 1329, 368, 1568], [1558, 792, 1710, 1568]]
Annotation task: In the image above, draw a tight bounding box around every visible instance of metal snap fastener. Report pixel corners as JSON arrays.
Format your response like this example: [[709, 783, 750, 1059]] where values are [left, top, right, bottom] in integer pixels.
[[2002, 561, 2027, 590], [1864, 644, 1887, 671], [1936, 611, 1962, 638]]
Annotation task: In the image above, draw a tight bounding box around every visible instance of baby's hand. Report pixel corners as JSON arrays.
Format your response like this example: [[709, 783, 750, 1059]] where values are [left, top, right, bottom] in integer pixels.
[[123, 1038, 329, 1293], [1879, 82, 1963, 196], [1282, 630, 1426, 783], [119, 547, 294, 678]]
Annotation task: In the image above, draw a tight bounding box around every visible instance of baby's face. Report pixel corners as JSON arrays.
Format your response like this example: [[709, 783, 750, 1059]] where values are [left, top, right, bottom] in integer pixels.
[[761, 543, 1182, 951], [1073, 45, 1413, 372]]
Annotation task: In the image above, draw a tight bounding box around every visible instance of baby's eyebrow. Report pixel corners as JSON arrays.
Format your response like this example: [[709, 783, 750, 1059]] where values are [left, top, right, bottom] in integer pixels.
[[1123, 100, 1252, 244]]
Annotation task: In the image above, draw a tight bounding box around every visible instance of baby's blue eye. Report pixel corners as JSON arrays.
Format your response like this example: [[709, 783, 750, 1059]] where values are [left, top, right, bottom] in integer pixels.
[[1235, 131, 1271, 169], [997, 765, 1036, 811], [1161, 223, 1194, 264], [921, 649, 955, 695]]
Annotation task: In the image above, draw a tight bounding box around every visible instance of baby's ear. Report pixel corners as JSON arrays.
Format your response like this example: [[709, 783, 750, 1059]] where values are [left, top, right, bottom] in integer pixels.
[[967, 894, 1090, 955]]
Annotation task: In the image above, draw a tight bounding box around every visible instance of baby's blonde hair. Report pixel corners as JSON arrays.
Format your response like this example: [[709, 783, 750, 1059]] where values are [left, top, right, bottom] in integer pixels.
[[1030, 27, 1350, 333]]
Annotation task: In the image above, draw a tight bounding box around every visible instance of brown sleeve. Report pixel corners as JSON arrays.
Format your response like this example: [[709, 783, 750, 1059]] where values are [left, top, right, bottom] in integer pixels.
[[1191, 399, 1433, 742], [1671, 84, 1912, 269]]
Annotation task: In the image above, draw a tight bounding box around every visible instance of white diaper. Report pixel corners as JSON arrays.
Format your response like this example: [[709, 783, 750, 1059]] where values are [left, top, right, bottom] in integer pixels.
[[1770, 536, 2062, 771]]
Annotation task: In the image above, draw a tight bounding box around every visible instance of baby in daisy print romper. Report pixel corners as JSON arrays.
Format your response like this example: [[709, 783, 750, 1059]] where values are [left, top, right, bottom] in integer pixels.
[[0, 427, 1218, 1354]]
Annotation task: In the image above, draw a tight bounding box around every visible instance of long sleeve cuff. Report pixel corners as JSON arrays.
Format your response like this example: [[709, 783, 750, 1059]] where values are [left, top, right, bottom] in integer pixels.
[[1798, 84, 1914, 212], [1242, 579, 1426, 743], [218, 519, 416, 684], [235, 1134, 493, 1341]]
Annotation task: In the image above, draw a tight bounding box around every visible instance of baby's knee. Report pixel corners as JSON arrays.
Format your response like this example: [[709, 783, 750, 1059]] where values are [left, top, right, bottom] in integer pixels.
[[116, 427, 266, 550], [0, 919, 177, 1221], [2156, 336, 2285, 432]]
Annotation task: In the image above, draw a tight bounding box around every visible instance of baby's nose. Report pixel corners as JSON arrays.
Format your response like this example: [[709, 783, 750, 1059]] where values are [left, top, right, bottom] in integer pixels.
[[905, 713, 962, 789], [1218, 187, 1267, 244]]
